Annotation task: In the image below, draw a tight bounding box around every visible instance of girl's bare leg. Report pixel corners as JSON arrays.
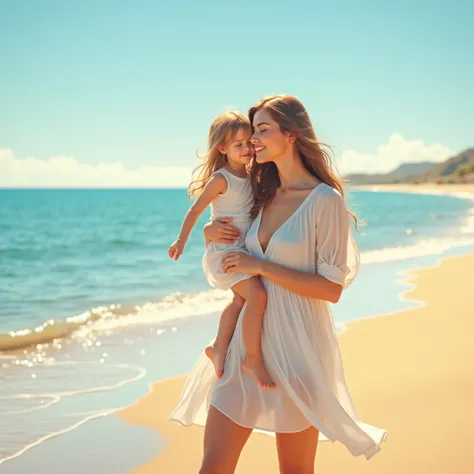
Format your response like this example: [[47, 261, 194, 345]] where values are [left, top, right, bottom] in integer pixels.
[[205, 292, 245, 378], [199, 405, 253, 474], [233, 277, 275, 389]]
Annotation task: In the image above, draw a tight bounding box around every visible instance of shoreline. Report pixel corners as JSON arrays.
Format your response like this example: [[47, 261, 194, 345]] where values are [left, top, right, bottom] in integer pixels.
[[2, 183, 471, 354], [351, 182, 474, 198]]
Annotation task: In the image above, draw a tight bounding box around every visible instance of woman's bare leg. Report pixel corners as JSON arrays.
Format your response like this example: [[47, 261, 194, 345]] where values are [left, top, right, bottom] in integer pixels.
[[199, 405, 253, 474], [233, 277, 275, 389], [276, 426, 320, 474], [205, 292, 245, 378]]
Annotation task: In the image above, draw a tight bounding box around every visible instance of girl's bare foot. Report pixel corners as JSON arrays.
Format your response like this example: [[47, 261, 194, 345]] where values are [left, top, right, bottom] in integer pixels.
[[205, 346, 226, 378], [241, 358, 276, 389]]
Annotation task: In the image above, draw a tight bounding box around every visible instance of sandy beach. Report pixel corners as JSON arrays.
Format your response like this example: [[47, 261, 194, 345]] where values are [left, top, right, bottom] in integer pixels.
[[119, 183, 474, 474], [353, 182, 474, 197]]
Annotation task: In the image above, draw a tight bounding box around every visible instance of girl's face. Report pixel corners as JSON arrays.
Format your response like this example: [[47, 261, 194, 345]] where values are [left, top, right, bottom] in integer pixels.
[[220, 128, 254, 166], [251, 108, 291, 164]]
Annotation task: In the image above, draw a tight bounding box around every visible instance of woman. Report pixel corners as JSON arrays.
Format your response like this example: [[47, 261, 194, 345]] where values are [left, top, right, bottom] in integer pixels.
[[170, 95, 387, 474]]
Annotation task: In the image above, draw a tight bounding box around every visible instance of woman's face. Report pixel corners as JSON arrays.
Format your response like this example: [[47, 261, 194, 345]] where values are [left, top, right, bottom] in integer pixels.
[[251, 108, 291, 164]]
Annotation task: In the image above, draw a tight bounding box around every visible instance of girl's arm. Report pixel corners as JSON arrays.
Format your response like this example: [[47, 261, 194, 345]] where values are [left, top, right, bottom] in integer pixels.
[[169, 174, 227, 260]]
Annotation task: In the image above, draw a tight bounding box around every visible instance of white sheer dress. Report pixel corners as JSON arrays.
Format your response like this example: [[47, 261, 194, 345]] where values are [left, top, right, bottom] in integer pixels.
[[170, 183, 388, 459]]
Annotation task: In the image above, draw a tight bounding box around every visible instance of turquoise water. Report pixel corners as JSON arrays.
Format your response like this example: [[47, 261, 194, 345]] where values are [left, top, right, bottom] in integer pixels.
[[1, 187, 474, 466], [1, 189, 473, 333]]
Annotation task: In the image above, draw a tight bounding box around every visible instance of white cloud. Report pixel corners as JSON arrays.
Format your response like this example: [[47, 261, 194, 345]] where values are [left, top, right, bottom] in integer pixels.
[[337, 134, 454, 176], [0, 134, 456, 187], [0, 149, 194, 188]]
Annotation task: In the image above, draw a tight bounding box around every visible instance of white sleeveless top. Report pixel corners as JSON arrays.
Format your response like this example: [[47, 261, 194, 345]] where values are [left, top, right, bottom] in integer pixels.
[[171, 183, 388, 459], [208, 168, 253, 224], [201, 168, 254, 290]]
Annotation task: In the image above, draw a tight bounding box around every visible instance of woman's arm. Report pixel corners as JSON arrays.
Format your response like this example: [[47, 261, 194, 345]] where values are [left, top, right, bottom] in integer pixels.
[[222, 187, 352, 304], [203, 217, 241, 244], [221, 253, 342, 303], [261, 261, 343, 303]]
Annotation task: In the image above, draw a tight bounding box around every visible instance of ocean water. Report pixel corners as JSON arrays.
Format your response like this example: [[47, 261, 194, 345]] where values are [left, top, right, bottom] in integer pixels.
[[1, 188, 474, 466], [2, 189, 474, 336]]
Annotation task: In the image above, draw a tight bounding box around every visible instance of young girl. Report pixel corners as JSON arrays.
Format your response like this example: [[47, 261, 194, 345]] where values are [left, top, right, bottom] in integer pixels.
[[168, 111, 275, 389]]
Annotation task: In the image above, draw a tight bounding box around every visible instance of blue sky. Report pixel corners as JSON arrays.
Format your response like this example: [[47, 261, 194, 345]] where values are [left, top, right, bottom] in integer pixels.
[[1, 0, 473, 186]]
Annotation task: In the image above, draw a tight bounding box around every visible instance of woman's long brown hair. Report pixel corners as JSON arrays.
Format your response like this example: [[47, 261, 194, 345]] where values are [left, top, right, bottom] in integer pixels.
[[248, 94, 358, 229]]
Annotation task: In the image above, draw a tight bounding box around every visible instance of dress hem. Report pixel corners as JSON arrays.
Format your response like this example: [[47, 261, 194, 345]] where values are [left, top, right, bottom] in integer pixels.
[[168, 403, 388, 460]]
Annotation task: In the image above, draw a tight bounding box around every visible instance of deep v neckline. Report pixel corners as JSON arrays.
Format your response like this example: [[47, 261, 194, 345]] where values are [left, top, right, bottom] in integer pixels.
[[256, 183, 325, 255]]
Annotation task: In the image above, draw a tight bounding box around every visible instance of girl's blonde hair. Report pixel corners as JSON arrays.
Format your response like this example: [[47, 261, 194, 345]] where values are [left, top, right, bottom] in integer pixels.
[[189, 111, 252, 197], [248, 94, 359, 229]]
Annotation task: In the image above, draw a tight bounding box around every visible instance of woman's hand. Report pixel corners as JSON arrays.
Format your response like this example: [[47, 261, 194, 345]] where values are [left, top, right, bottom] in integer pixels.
[[222, 252, 263, 276], [203, 217, 241, 244]]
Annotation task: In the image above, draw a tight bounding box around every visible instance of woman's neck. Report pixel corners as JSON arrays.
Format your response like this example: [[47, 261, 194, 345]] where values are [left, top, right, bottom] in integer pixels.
[[275, 152, 317, 191]]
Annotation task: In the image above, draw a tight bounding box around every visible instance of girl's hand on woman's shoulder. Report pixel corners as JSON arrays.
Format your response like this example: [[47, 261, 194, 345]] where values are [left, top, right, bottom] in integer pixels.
[[222, 252, 263, 276], [203, 217, 241, 244]]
